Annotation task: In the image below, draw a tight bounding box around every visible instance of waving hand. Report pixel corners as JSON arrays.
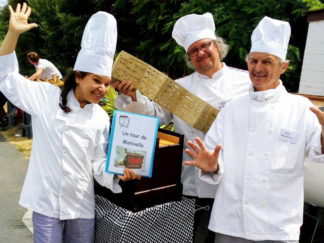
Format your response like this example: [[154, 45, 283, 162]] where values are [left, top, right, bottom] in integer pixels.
[[8, 3, 38, 35], [310, 106, 324, 154], [0, 3, 38, 56], [184, 137, 221, 173]]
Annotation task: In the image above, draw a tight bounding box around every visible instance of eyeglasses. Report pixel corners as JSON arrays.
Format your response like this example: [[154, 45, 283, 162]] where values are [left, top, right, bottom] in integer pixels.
[[187, 41, 213, 57]]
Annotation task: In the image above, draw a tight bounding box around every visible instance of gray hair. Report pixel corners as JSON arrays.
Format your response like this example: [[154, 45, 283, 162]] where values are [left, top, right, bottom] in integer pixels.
[[245, 53, 288, 65], [184, 37, 229, 70]]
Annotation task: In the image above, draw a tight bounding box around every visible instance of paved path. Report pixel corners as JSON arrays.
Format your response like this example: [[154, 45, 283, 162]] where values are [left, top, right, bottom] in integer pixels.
[[0, 133, 32, 243], [1, 132, 324, 242]]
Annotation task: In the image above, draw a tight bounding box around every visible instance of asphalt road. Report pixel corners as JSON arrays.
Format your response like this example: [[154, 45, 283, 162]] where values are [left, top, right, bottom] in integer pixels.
[[0, 133, 32, 242], [1, 131, 324, 243]]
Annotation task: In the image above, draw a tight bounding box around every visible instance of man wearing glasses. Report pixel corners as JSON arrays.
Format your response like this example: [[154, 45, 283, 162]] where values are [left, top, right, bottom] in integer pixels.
[[113, 13, 250, 242]]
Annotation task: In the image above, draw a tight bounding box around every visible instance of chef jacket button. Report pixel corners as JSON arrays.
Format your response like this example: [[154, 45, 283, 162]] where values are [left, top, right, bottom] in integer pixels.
[[248, 151, 253, 156], [268, 129, 272, 134], [270, 105, 274, 109], [265, 152, 269, 157], [261, 202, 266, 207], [250, 128, 256, 133], [262, 179, 267, 183], [244, 200, 249, 205]]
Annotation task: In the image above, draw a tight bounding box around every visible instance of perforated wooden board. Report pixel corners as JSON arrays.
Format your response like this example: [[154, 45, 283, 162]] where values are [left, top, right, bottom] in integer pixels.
[[112, 51, 219, 133]]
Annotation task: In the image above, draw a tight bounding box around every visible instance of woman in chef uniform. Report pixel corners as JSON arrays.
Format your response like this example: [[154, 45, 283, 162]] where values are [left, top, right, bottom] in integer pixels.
[[0, 3, 140, 242]]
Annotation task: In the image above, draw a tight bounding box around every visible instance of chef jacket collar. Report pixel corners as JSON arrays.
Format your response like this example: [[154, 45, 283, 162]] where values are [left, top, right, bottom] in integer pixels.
[[196, 62, 226, 80], [250, 81, 286, 102], [67, 90, 95, 111]]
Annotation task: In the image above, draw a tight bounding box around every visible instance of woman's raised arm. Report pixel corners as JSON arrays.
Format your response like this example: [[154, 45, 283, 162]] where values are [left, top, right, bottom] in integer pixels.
[[0, 3, 38, 56]]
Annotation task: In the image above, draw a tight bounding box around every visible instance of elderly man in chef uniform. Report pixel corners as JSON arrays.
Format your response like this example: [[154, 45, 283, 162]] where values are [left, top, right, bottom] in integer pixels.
[[185, 16, 324, 243], [113, 13, 251, 242]]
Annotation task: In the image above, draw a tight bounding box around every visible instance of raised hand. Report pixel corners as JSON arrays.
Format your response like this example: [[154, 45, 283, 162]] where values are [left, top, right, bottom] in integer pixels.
[[118, 167, 141, 181], [184, 137, 221, 173], [310, 106, 324, 127], [0, 3, 38, 56], [111, 80, 137, 101], [310, 106, 324, 153], [8, 3, 38, 35]]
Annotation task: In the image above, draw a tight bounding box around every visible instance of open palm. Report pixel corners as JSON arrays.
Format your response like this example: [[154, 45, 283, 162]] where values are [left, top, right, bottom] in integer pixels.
[[8, 3, 38, 35], [184, 137, 221, 173], [310, 106, 324, 127]]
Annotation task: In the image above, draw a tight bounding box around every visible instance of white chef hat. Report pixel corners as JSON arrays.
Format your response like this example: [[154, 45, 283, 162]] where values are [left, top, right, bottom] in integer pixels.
[[73, 11, 117, 77], [172, 13, 216, 52], [250, 16, 291, 60]]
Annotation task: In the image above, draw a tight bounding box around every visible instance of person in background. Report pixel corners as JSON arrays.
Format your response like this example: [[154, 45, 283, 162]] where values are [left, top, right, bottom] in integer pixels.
[[27, 51, 62, 81], [112, 13, 251, 242], [185, 16, 324, 242], [0, 3, 140, 242], [0, 91, 8, 129]]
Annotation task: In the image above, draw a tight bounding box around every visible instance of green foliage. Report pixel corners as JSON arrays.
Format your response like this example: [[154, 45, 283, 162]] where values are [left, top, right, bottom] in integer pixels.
[[160, 122, 175, 132], [0, 0, 104, 78], [112, 0, 186, 78], [111, 0, 313, 92], [208, 0, 309, 92], [0, 0, 323, 92], [101, 86, 118, 118], [303, 0, 324, 10], [0, 1, 9, 43]]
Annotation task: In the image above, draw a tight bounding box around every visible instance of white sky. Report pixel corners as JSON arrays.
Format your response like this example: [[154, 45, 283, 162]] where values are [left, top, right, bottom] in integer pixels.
[[0, 0, 8, 9]]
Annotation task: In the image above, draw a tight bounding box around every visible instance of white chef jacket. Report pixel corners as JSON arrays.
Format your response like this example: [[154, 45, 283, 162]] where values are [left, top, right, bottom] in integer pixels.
[[0, 52, 121, 220], [35, 58, 63, 80], [115, 63, 250, 197], [201, 83, 324, 241]]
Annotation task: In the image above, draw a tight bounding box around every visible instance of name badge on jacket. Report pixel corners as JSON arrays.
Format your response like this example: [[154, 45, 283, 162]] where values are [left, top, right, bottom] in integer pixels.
[[279, 129, 298, 144]]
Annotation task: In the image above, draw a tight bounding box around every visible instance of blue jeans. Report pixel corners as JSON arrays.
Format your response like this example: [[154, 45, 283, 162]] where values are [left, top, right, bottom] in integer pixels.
[[32, 212, 95, 243]]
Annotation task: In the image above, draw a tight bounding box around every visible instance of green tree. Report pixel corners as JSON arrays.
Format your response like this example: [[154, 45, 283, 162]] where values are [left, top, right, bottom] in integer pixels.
[[0, 0, 323, 92], [111, 0, 324, 92], [304, 0, 324, 10], [111, 0, 185, 78], [0, 0, 103, 77]]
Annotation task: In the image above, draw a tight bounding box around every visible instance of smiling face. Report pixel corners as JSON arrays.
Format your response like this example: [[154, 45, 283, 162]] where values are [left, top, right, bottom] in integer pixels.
[[74, 72, 110, 108], [187, 38, 222, 77], [246, 52, 289, 92]]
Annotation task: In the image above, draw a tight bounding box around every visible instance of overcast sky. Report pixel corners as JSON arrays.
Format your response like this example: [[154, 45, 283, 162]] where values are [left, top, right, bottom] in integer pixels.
[[0, 0, 8, 9]]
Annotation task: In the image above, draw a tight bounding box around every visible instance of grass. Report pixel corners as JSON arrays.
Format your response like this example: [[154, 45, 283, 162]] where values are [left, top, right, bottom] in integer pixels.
[[0, 124, 32, 160]]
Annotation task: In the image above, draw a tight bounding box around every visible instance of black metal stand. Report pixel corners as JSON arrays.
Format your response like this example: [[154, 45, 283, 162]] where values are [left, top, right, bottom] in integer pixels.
[[22, 111, 32, 139], [7, 101, 16, 127]]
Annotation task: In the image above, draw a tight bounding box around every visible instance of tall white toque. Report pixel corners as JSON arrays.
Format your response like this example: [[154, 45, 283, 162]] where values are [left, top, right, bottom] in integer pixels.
[[73, 11, 117, 77], [250, 16, 291, 60], [172, 12, 216, 52]]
